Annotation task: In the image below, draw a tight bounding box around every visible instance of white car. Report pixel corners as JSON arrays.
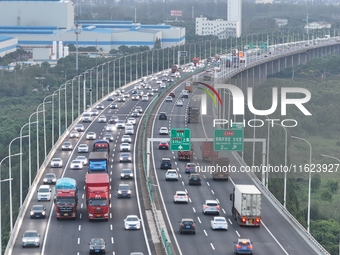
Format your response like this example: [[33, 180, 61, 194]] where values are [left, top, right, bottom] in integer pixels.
[[160, 83, 166, 89], [74, 124, 85, 132], [135, 106, 143, 113], [78, 144, 89, 153], [165, 96, 172, 102], [106, 124, 116, 131], [22, 230, 40, 248], [156, 80, 162, 84], [202, 200, 220, 215], [116, 120, 125, 129], [159, 127, 169, 135], [125, 123, 133, 129], [70, 160, 83, 170], [69, 130, 79, 138], [141, 95, 149, 101], [96, 104, 104, 110], [123, 93, 130, 98], [176, 100, 183, 107], [118, 96, 126, 102], [131, 111, 140, 117], [121, 135, 132, 143], [131, 95, 140, 101], [124, 215, 141, 230], [120, 143, 131, 152], [173, 191, 189, 203], [91, 109, 99, 116], [98, 115, 107, 123], [125, 128, 134, 135], [165, 169, 178, 181], [86, 132, 97, 140], [50, 158, 63, 168], [210, 216, 228, 230], [127, 117, 136, 125], [76, 155, 88, 165], [37, 185, 51, 201]]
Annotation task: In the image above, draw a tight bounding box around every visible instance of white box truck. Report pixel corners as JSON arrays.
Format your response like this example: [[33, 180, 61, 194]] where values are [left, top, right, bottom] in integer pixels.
[[230, 185, 261, 227]]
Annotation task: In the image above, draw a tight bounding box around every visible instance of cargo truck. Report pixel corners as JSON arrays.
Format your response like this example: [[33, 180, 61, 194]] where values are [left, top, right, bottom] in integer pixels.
[[201, 141, 218, 161], [85, 173, 110, 221], [230, 185, 262, 227], [171, 64, 178, 73], [88, 152, 109, 173], [192, 57, 200, 67], [188, 106, 199, 123], [211, 157, 230, 180], [92, 139, 110, 154], [54, 178, 78, 220], [184, 82, 193, 92], [177, 150, 194, 161]]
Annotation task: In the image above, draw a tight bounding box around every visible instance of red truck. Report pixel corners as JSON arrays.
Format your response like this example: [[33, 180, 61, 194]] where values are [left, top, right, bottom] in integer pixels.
[[201, 141, 218, 161], [192, 57, 200, 67], [54, 178, 78, 220], [85, 173, 110, 221]]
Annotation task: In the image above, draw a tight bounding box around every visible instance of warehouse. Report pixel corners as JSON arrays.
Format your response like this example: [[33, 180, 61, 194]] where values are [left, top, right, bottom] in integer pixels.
[[0, 0, 185, 53]]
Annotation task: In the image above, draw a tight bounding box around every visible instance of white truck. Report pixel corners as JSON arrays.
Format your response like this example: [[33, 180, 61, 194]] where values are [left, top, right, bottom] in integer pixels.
[[230, 185, 261, 227]]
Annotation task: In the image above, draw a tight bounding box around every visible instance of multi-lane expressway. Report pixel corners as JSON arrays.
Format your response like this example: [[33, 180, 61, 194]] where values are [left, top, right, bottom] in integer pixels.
[[10, 75, 169, 255], [8, 39, 337, 255], [149, 76, 320, 255]]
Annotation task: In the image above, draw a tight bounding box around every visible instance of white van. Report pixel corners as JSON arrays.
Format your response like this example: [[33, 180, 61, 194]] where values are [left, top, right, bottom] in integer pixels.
[[181, 90, 189, 98], [82, 112, 93, 123], [37, 185, 51, 201]]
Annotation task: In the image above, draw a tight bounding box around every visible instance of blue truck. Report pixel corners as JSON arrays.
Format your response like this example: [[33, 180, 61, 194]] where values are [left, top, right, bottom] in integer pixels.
[[88, 151, 109, 173]]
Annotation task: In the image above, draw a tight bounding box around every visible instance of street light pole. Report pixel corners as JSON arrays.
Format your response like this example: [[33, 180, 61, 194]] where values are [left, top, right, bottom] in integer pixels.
[[273, 123, 288, 208], [43, 94, 55, 158], [19, 123, 37, 206], [291, 135, 312, 233], [0, 154, 17, 255], [9, 137, 28, 233]]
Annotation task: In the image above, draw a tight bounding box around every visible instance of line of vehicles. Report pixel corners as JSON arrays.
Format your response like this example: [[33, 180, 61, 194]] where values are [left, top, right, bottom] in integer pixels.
[[151, 72, 264, 255], [21, 58, 267, 255]]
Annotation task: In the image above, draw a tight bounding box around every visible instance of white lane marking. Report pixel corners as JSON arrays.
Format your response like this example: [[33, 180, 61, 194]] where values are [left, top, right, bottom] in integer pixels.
[[210, 243, 215, 250], [228, 218, 232, 225], [207, 182, 210, 186], [262, 221, 289, 255], [211, 190, 214, 194], [110, 225, 113, 230], [78, 238, 80, 244], [197, 217, 201, 223], [111, 237, 114, 244], [203, 230, 208, 236], [181, 181, 184, 186], [188, 198, 192, 203], [193, 207, 196, 213], [236, 231, 240, 237], [78, 225, 81, 231]]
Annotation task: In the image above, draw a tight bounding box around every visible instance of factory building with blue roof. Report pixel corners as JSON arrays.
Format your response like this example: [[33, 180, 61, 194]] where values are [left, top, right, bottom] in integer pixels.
[[0, 0, 185, 53]]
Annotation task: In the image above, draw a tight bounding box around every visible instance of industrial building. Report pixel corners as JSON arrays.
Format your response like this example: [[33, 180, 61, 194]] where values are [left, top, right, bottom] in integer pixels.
[[0, 36, 18, 57], [0, 0, 185, 57], [195, 0, 241, 38]]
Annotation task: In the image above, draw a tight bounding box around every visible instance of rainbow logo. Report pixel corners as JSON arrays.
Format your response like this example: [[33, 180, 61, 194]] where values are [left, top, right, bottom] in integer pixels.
[[197, 82, 223, 106]]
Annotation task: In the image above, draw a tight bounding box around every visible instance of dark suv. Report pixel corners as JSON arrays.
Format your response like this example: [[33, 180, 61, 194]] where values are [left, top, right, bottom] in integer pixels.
[[160, 158, 172, 169], [188, 173, 201, 185], [159, 112, 167, 120], [179, 218, 196, 234]]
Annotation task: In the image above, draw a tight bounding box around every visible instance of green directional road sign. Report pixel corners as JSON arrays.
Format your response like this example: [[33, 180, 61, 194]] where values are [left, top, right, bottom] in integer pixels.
[[170, 128, 191, 151], [214, 125, 244, 151]]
